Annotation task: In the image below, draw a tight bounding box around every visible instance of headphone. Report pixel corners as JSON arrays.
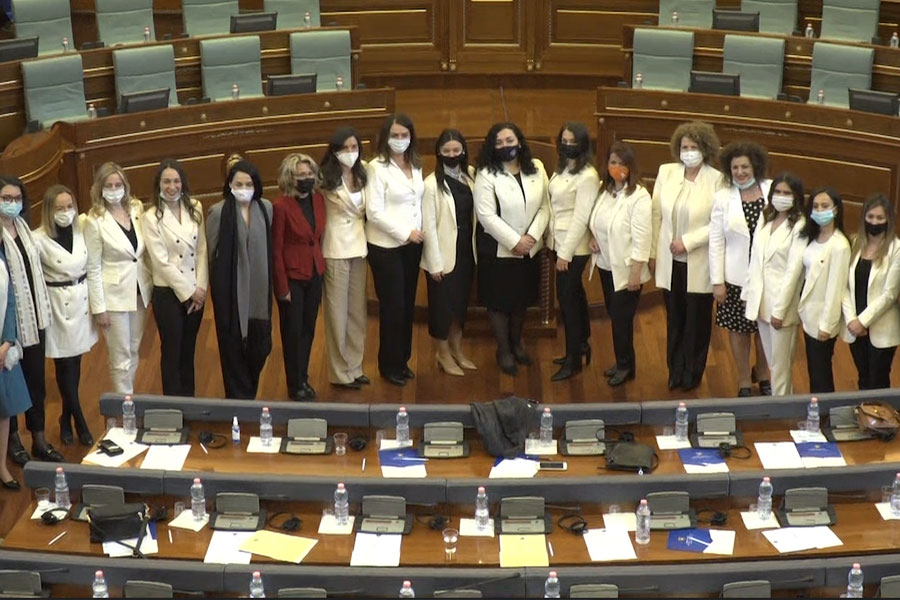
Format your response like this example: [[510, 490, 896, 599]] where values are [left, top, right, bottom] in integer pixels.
[[557, 513, 589, 535], [41, 508, 71, 525], [198, 431, 228, 449], [717, 442, 752, 460], [347, 436, 368, 452], [267, 511, 302, 532]]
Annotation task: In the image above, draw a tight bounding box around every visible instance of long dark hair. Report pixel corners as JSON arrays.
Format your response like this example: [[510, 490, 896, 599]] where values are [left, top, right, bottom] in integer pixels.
[[222, 160, 264, 204], [555, 122, 592, 175], [0, 175, 29, 224], [320, 127, 367, 192], [762, 172, 804, 228], [600, 141, 640, 196], [151, 158, 201, 224], [476, 122, 537, 176], [800, 186, 844, 240], [434, 128, 469, 191], [374, 113, 421, 168]]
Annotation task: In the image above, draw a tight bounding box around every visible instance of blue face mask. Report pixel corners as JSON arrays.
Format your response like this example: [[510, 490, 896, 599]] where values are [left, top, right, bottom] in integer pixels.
[[735, 177, 756, 191], [811, 208, 835, 226], [0, 202, 21, 219]]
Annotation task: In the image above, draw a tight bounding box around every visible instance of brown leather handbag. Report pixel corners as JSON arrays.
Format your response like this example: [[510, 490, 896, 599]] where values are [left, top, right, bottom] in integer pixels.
[[857, 402, 900, 441]]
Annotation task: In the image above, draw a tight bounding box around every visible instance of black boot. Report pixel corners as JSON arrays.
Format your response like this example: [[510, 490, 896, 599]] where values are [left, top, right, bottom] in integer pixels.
[[59, 397, 74, 446], [71, 404, 94, 446], [508, 309, 531, 366], [488, 311, 517, 375]]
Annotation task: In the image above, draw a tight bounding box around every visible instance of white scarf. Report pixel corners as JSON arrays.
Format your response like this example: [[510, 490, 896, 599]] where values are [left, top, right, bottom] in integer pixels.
[[1, 218, 51, 347]]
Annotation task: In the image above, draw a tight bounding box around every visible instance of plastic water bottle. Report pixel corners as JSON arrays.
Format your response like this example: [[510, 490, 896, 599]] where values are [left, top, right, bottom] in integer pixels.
[[249, 571, 265, 598], [61, 37, 69, 52], [475, 486, 490, 531], [540, 407, 553, 445], [335, 75, 345, 91], [334, 482, 349, 526], [88, 104, 97, 119], [846, 563, 864, 598], [304, 11, 312, 27], [399, 580, 415, 598], [757, 476, 773, 520], [92, 570, 109, 598], [675, 402, 689, 442], [232, 84, 240, 100], [892, 32, 900, 48], [259, 407, 273, 446], [816, 89, 825, 105], [143, 26, 151, 43], [634, 72, 643, 89], [122, 394, 136, 435], [635, 499, 651, 545], [544, 571, 560, 598], [396, 406, 410, 444], [232, 416, 241, 445], [671, 11, 679, 25], [805, 23, 815, 38], [891, 473, 900, 517], [190, 477, 206, 521], [54, 467, 70, 509], [806, 397, 820, 434]]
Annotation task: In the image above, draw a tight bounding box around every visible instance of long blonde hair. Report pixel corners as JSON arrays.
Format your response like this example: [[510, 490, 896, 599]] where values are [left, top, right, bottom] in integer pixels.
[[277, 153, 318, 197], [40, 184, 76, 238], [852, 193, 895, 265], [89, 162, 139, 217]]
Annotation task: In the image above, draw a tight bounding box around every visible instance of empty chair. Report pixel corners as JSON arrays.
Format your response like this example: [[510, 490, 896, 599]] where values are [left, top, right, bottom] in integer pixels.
[[879, 575, 900, 597], [182, 0, 239, 37], [808, 41, 874, 107], [96, 0, 154, 46], [113, 45, 178, 111], [290, 29, 351, 91], [0, 570, 43, 597], [722, 580, 771, 598], [11, 0, 73, 56], [265, 0, 321, 28], [723, 34, 785, 99], [820, 0, 880, 43], [632, 28, 695, 91], [200, 35, 264, 101], [124, 580, 173, 598], [659, 0, 715, 27], [741, 0, 798, 35], [21, 53, 88, 128]]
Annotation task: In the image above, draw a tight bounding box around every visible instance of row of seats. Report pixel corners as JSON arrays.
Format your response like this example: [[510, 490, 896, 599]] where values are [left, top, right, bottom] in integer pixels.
[[11, 0, 321, 56], [21, 29, 351, 130], [661, 0, 880, 43], [633, 28, 876, 107]]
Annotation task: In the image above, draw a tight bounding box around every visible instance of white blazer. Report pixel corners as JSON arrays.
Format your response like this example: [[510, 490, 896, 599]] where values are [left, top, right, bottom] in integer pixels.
[[34, 214, 98, 358], [364, 157, 425, 248], [421, 167, 476, 275], [841, 239, 900, 348], [742, 215, 806, 325], [322, 178, 367, 260], [775, 230, 851, 339], [651, 162, 723, 293], [141, 200, 209, 303], [547, 165, 600, 261], [474, 159, 550, 259], [709, 180, 772, 287], [85, 201, 152, 314], [589, 184, 653, 291]]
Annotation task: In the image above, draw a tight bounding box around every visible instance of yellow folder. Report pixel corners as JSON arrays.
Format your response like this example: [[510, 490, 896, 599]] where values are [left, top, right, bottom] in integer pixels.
[[239, 530, 318, 564], [499, 534, 550, 567]]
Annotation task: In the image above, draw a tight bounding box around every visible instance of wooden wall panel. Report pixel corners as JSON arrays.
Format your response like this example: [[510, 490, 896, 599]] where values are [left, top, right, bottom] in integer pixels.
[[453, 0, 531, 73]]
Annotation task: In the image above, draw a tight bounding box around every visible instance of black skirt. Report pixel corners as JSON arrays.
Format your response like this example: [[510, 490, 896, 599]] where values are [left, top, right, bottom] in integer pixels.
[[478, 254, 539, 312], [427, 224, 475, 338]]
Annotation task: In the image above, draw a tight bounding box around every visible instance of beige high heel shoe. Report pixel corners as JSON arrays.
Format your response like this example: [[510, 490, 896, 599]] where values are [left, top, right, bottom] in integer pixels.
[[448, 330, 477, 370], [436, 340, 464, 376]]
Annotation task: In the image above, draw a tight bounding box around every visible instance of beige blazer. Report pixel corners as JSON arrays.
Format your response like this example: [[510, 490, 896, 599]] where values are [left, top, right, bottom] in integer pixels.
[[141, 199, 208, 303], [474, 159, 550, 259], [709, 180, 772, 287], [742, 215, 806, 325], [85, 201, 152, 313], [589, 184, 653, 291], [651, 162, 723, 293], [547, 165, 600, 261], [322, 178, 367, 260], [841, 238, 900, 348], [421, 167, 476, 275]]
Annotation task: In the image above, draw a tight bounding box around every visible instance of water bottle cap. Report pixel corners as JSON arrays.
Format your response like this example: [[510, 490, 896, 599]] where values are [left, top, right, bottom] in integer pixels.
[[125, 394, 132, 400], [478, 486, 485, 493], [95, 570, 103, 578], [549, 571, 557, 577], [544, 407, 551, 413], [337, 482, 345, 489], [640, 498, 648, 505], [896, 472, 900, 478], [403, 581, 411, 587], [253, 570, 261, 577], [678, 401, 686, 407], [262, 407, 269, 413], [853, 563, 860, 569], [56, 466, 63, 474], [763, 476, 770, 482], [810, 397, 818, 404], [399, 406, 407, 412], [193, 477, 201, 484]]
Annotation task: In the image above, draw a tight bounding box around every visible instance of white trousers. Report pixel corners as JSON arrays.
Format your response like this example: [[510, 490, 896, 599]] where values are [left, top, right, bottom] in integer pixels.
[[104, 305, 147, 394], [756, 318, 798, 396], [323, 257, 367, 384]]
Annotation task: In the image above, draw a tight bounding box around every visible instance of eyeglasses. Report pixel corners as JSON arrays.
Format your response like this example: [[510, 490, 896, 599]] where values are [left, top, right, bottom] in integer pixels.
[[0, 195, 22, 203]]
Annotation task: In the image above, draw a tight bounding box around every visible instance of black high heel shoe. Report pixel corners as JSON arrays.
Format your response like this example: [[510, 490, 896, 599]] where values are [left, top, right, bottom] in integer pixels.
[[607, 369, 635, 387], [551, 362, 582, 381], [552, 343, 592, 366], [1, 477, 20, 490]]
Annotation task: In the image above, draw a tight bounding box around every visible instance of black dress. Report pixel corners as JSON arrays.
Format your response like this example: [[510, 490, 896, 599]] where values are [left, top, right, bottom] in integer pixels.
[[427, 176, 475, 339]]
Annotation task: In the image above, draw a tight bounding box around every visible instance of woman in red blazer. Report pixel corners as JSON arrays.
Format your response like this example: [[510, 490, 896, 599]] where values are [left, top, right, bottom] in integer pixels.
[[273, 153, 326, 401]]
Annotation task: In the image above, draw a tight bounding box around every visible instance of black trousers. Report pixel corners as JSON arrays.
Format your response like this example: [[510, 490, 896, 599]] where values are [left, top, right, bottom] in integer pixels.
[[849, 336, 896, 390], [277, 275, 322, 396], [152, 286, 203, 396], [55, 355, 82, 417], [804, 332, 837, 393], [217, 318, 272, 399], [662, 261, 713, 386], [368, 243, 422, 377], [556, 254, 590, 362], [11, 328, 45, 435], [598, 268, 642, 374]]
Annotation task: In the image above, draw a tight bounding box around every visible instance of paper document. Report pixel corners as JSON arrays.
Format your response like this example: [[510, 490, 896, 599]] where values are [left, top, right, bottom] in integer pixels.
[[203, 530, 253, 564], [103, 521, 158, 557], [739, 511, 780, 530], [875, 502, 900, 521], [82, 428, 148, 467], [582, 528, 637, 561], [678, 448, 729, 473], [30, 502, 58, 519], [246, 436, 282, 453], [350, 532, 402, 566], [795, 442, 846, 468], [763, 526, 842, 554], [790, 429, 827, 443], [602, 512, 637, 532], [379, 439, 414, 450], [656, 435, 692, 450], [524, 439, 558, 456], [459, 518, 495, 537], [499, 534, 549, 567], [318, 514, 355, 534], [169, 510, 208, 532], [381, 464, 427, 478], [666, 528, 735, 555], [754, 442, 804, 469], [239, 530, 318, 564], [379, 447, 428, 478], [489, 456, 539, 479], [140, 444, 191, 470]]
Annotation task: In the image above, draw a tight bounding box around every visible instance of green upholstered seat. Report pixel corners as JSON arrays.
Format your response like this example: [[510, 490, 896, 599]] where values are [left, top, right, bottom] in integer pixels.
[[113, 45, 178, 111], [11, 0, 73, 56], [632, 28, 695, 92], [808, 41, 874, 107], [290, 29, 351, 92], [200, 35, 264, 101], [21, 53, 88, 127], [659, 0, 715, 27], [820, 0, 880, 43], [741, 0, 798, 35], [723, 34, 785, 99], [182, 0, 239, 37], [96, 0, 155, 46], [264, 0, 321, 29]]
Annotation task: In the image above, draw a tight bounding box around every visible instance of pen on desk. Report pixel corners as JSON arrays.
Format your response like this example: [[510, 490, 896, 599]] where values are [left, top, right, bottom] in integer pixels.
[[48, 531, 67, 546], [548, 541, 554, 557], [200, 442, 208, 455], [361, 458, 366, 472], [168, 529, 173, 544]]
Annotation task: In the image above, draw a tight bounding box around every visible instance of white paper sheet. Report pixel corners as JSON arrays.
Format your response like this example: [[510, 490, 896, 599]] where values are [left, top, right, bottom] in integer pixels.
[[800, 455, 847, 469], [489, 457, 539, 479], [30, 502, 58, 519], [790, 429, 827, 443], [459, 518, 495, 537], [246, 436, 282, 453], [169, 510, 208, 532], [740, 511, 781, 530], [349, 532, 402, 566], [754, 442, 804, 469], [380, 464, 428, 478], [103, 530, 158, 557], [763, 526, 842, 553], [203, 530, 253, 564], [582, 528, 637, 561], [379, 439, 414, 450], [876, 502, 900, 521], [704, 530, 736, 555], [140, 444, 191, 470], [524, 439, 558, 456], [602, 512, 637, 532], [82, 428, 148, 467], [656, 435, 692, 450], [318, 514, 355, 534], [682, 461, 730, 474]]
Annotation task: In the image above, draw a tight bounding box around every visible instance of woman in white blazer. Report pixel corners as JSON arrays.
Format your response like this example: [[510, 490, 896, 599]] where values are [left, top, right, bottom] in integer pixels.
[[34, 184, 98, 446], [85, 162, 152, 395], [547, 122, 600, 382], [422, 128, 477, 377], [141, 159, 208, 397], [588, 141, 651, 386], [475, 122, 550, 375], [320, 127, 369, 390], [841, 194, 900, 390], [742, 173, 806, 396], [709, 141, 772, 397], [651, 121, 723, 391], [365, 113, 425, 387], [772, 187, 850, 394]]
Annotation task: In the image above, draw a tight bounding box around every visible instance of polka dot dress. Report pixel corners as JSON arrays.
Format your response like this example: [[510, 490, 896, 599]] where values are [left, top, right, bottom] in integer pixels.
[[716, 196, 765, 333]]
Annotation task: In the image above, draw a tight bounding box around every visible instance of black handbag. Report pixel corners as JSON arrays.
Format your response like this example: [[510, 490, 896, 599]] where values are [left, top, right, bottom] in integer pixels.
[[604, 441, 658, 473], [88, 503, 149, 547]]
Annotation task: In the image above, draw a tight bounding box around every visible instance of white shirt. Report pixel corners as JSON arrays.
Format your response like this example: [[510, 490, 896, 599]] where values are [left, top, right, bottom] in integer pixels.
[[592, 188, 623, 271], [343, 178, 363, 209], [804, 239, 826, 273]]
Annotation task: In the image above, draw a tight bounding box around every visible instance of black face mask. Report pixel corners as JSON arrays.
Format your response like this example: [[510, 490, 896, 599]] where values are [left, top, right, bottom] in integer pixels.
[[866, 221, 888, 236], [439, 154, 464, 169], [295, 179, 316, 195], [496, 145, 519, 163], [559, 144, 580, 160]]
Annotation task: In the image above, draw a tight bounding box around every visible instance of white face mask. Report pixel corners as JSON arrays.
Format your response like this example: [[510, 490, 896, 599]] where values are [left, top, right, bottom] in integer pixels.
[[160, 191, 180, 203], [232, 188, 254, 203], [53, 209, 76, 228], [102, 188, 125, 204], [337, 151, 359, 168], [771, 194, 794, 212], [388, 138, 410, 154], [680, 149, 703, 168]]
